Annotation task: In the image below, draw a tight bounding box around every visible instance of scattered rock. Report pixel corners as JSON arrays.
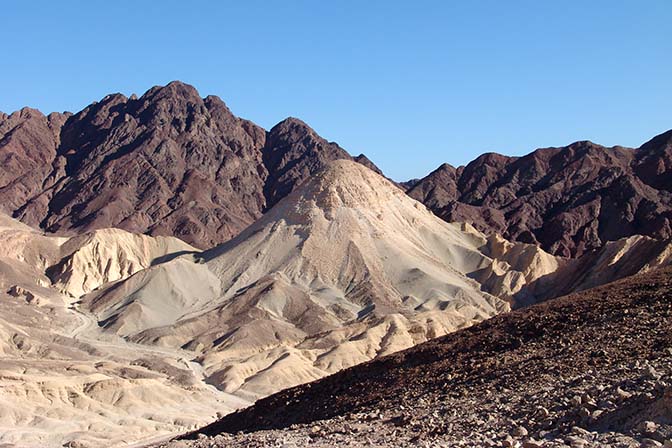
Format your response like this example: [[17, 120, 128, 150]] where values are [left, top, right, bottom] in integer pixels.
[[512, 426, 529, 437]]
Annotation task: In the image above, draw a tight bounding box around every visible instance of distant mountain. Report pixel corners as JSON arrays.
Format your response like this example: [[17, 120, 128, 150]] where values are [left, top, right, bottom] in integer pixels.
[[408, 135, 672, 257], [0, 81, 381, 248], [2, 82, 670, 255]]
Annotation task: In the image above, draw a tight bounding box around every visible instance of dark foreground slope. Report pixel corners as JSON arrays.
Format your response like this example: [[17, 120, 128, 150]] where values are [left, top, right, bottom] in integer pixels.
[[171, 268, 672, 447]]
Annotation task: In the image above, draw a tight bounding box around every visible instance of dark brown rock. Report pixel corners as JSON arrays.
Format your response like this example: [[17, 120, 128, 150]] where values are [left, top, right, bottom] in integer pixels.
[[262, 117, 353, 209], [1, 82, 383, 248], [409, 137, 672, 257], [0, 108, 69, 225], [636, 130, 672, 192], [20, 82, 269, 248]]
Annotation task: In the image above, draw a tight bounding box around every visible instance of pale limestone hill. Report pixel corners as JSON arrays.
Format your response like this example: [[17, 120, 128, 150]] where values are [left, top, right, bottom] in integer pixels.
[[85, 160, 561, 401], [48, 228, 196, 298]]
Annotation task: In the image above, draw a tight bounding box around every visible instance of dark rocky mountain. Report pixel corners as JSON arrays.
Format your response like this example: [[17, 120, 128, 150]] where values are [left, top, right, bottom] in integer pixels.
[[0, 108, 70, 216], [2, 81, 670, 254], [636, 129, 672, 192], [262, 117, 354, 209], [399, 177, 421, 191], [408, 137, 672, 257], [177, 267, 672, 448], [0, 82, 381, 248]]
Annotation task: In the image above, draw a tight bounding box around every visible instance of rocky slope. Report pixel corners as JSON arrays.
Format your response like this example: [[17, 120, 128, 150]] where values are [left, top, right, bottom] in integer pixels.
[[408, 134, 672, 257], [0, 82, 381, 249], [176, 267, 672, 448]]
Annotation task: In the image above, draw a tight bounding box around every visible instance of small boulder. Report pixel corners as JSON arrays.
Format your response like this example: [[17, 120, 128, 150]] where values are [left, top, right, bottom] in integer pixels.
[[511, 426, 528, 437]]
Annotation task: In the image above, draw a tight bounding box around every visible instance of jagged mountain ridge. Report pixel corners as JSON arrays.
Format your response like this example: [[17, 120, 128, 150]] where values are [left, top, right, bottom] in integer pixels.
[[407, 134, 672, 257], [0, 81, 382, 249], [2, 81, 670, 256]]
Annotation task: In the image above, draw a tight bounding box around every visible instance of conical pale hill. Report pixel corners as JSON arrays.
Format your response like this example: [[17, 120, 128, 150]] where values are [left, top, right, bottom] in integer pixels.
[[203, 159, 512, 316], [87, 160, 558, 401]]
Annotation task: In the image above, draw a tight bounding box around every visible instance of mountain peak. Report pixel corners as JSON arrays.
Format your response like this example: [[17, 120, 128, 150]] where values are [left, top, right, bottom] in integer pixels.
[[639, 128, 672, 152], [143, 80, 201, 99], [273, 116, 310, 129], [275, 159, 404, 216], [263, 118, 352, 208], [353, 154, 384, 175], [267, 117, 323, 145]]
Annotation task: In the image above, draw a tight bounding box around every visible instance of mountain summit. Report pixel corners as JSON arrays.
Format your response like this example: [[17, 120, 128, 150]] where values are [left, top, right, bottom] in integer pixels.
[[408, 134, 672, 257], [0, 82, 381, 248]]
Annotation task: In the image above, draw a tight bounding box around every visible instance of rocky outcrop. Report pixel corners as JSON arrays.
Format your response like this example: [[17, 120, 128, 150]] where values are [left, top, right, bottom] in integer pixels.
[[408, 136, 672, 257], [0, 82, 382, 249], [0, 108, 69, 219]]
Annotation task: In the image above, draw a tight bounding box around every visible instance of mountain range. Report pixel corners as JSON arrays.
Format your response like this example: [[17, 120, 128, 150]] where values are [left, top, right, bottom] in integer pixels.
[[0, 81, 670, 448], [2, 81, 671, 256], [0, 82, 380, 249]]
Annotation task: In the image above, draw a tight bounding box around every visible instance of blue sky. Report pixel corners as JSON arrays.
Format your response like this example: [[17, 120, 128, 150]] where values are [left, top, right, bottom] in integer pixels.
[[2, 1, 671, 180]]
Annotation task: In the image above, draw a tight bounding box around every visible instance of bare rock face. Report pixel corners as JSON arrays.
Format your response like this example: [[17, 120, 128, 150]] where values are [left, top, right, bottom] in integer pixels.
[[0, 108, 69, 222], [262, 118, 356, 209], [409, 137, 672, 257], [21, 82, 269, 248], [1, 83, 383, 249]]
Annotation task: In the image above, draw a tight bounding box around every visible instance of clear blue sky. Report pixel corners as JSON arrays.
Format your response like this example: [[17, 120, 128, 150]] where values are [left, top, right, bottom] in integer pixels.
[[2, 1, 671, 180]]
